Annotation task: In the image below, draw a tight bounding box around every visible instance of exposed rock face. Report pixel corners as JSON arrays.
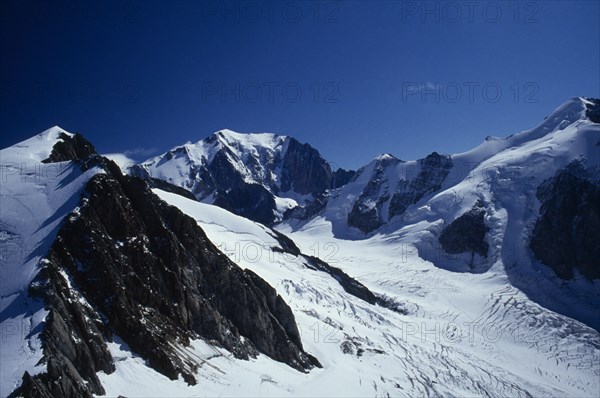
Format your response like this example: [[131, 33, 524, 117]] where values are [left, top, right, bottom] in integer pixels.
[[42, 132, 97, 163], [348, 152, 453, 233], [13, 137, 318, 397], [389, 152, 453, 218], [281, 138, 332, 194], [146, 177, 198, 201], [348, 178, 390, 233], [331, 168, 356, 189], [213, 182, 277, 225], [530, 161, 600, 280], [11, 261, 115, 398], [132, 132, 334, 225], [584, 97, 600, 123], [283, 193, 328, 222], [439, 200, 489, 258]]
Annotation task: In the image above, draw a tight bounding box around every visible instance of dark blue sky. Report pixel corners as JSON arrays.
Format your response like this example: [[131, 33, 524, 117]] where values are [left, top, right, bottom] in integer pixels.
[[1, 1, 598, 169]]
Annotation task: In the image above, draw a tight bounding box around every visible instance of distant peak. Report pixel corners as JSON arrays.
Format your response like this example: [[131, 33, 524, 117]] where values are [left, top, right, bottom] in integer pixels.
[[374, 153, 397, 162], [202, 129, 288, 149], [39, 125, 73, 139]]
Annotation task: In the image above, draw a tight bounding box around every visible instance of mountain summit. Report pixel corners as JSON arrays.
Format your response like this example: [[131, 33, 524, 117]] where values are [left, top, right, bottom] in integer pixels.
[[1, 97, 598, 397], [132, 129, 336, 224]]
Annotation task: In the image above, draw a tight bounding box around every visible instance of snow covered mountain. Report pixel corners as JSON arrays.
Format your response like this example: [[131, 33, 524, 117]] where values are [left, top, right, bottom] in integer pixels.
[[131, 130, 348, 225], [1, 97, 599, 397], [0, 129, 320, 396], [280, 97, 600, 330]]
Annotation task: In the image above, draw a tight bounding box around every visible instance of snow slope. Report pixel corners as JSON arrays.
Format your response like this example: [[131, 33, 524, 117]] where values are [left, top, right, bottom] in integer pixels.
[[133, 129, 331, 222], [136, 129, 289, 194], [0, 127, 102, 397], [94, 188, 599, 397], [312, 97, 599, 240], [281, 97, 600, 329]]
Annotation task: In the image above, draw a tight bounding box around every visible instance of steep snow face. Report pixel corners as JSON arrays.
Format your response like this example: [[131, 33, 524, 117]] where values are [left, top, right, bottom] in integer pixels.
[[140, 129, 288, 191], [301, 97, 598, 238], [0, 127, 101, 397], [1, 126, 73, 163], [132, 129, 333, 224], [91, 189, 599, 397], [281, 97, 600, 330]]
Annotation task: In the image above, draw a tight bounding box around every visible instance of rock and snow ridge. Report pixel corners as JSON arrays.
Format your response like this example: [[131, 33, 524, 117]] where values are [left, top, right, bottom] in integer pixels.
[[1, 130, 322, 397], [279, 96, 600, 330], [1, 97, 599, 397], [131, 129, 339, 225]]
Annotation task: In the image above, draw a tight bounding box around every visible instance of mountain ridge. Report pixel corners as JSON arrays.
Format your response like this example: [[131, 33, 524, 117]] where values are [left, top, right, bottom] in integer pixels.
[[1, 97, 599, 397]]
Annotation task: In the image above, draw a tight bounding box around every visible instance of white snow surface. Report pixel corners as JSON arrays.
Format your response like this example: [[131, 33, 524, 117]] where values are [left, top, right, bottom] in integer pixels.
[[135, 129, 319, 221], [93, 187, 599, 397], [0, 126, 102, 397], [315, 97, 600, 242], [103, 153, 137, 172], [2, 98, 599, 397], [138, 129, 288, 190]]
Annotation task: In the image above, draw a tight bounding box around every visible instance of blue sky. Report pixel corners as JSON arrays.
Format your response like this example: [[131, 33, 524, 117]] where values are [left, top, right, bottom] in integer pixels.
[[1, 0, 598, 169]]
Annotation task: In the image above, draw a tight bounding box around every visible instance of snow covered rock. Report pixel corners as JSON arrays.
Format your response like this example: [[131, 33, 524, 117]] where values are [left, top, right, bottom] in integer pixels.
[[5, 132, 318, 397], [132, 130, 335, 225]]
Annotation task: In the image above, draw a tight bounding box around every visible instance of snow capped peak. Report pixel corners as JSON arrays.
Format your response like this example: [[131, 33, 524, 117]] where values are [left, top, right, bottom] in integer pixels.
[[536, 96, 588, 131], [208, 129, 288, 149], [374, 153, 398, 162], [27, 125, 73, 144], [1, 126, 74, 162]]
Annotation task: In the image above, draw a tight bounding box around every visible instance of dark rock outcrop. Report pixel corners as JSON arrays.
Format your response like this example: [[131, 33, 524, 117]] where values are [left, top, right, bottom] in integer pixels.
[[389, 152, 453, 218], [348, 152, 453, 234], [132, 133, 334, 226], [281, 138, 332, 195], [439, 199, 489, 258], [348, 157, 396, 233], [584, 97, 600, 123], [146, 177, 198, 201], [13, 137, 318, 397], [42, 132, 97, 163], [530, 161, 600, 280], [331, 168, 356, 189], [213, 183, 277, 225], [282, 193, 328, 222]]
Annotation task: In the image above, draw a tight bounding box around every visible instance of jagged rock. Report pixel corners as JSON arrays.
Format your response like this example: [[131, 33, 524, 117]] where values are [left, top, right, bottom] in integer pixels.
[[42, 133, 97, 163], [439, 199, 489, 258], [389, 152, 453, 218], [281, 138, 332, 195], [584, 97, 600, 123], [347, 157, 395, 233], [13, 137, 318, 397], [146, 177, 198, 201], [347, 152, 453, 234], [283, 193, 328, 222], [530, 161, 600, 280], [213, 183, 277, 225], [331, 168, 356, 189], [132, 132, 335, 225]]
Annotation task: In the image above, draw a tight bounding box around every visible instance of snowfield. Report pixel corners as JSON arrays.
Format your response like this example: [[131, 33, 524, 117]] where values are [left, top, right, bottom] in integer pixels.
[[93, 188, 598, 397], [1, 98, 599, 397]]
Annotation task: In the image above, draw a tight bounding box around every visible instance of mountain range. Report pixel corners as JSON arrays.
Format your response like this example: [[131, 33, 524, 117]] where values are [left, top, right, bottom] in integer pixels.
[[1, 97, 599, 397]]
